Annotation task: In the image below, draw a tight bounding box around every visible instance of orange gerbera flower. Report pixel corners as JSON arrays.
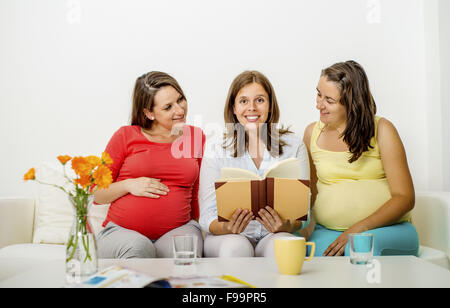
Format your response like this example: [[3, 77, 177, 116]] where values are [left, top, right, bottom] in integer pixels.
[[75, 174, 91, 189], [102, 152, 113, 166], [71, 156, 92, 176], [57, 155, 72, 165], [93, 165, 113, 189], [85, 156, 102, 168], [23, 168, 36, 181]]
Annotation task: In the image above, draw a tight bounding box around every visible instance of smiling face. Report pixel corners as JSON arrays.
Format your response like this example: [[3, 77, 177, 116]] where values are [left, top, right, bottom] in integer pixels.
[[144, 85, 187, 133], [316, 76, 347, 129], [233, 82, 270, 130]]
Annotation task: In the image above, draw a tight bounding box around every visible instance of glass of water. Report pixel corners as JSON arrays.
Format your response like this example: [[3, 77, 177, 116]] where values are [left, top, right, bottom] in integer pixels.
[[172, 235, 197, 265], [348, 233, 374, 265]]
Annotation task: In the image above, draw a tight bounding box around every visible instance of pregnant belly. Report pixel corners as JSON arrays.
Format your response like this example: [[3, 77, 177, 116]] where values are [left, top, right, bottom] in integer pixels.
[[313, 179, 391, 231], [107, 186, 192, 239]]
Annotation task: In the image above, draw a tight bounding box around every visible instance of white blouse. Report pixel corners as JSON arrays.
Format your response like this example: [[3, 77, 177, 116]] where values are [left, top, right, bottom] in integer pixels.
[[199, 132, 310, 241]]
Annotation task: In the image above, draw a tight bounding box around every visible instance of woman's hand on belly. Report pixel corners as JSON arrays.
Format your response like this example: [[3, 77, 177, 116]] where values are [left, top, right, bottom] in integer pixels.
[[124, 177, 170, 199]]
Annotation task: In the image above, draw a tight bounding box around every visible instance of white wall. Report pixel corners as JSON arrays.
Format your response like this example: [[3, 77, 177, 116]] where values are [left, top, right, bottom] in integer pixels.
[[423, 0, 443, 191], [439, 0, 450, 191], [0, 0, 447, 198]]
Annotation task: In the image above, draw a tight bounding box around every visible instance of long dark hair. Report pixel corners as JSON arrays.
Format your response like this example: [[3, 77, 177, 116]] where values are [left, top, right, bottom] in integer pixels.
[[223, 70, 292, 157], [322, 61, 377, 163], [130, 71, 186, 129]]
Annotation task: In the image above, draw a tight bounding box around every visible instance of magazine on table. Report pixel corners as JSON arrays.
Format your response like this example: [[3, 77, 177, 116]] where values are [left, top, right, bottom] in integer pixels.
[[65, 266, 253, 288]]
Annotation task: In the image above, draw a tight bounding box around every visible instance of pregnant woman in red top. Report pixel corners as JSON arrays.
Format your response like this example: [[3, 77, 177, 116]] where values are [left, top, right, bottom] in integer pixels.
[[94, 71, 205, 259]]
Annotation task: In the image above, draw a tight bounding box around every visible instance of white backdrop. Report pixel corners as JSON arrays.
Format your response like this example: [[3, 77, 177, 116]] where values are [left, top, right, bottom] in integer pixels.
[[439, 0, 450, 191], [0, 0, 448, 198]]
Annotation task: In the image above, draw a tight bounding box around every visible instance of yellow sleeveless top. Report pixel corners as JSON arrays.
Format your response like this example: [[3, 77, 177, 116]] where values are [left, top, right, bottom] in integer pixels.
[[311, 116, 410, 231]]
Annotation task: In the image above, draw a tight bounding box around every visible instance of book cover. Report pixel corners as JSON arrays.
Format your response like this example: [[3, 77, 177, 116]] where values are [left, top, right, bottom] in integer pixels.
[[215, 158, 310, 222]]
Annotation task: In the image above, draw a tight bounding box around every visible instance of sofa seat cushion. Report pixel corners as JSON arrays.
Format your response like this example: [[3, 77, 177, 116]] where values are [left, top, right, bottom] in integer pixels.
[[0, 257, 55, 281], [0, 244, 65, 281], [418, 245, 449, 269], [0, 243, 65, 260]]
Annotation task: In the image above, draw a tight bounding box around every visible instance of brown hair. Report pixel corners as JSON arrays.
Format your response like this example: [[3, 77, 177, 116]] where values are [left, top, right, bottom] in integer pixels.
[[223, 70, 292, 157], [130, 71, 186, 129], [321, 60, 377, 163]]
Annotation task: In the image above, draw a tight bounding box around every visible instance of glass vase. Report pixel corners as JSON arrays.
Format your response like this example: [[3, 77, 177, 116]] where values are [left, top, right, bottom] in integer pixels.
[[66, 194, 98, 284]]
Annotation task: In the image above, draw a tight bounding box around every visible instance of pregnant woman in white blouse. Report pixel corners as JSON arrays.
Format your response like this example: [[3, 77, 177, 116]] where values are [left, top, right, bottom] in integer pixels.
[[199, 70, 310, 257]]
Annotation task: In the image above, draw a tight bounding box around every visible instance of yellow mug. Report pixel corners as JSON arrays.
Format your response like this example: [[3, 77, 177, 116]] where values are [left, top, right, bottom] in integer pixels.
[[274, 237, 315, 275]]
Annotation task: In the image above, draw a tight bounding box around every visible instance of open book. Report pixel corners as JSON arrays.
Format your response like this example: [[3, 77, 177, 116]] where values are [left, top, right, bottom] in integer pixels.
[[215, 158, 310, 222]]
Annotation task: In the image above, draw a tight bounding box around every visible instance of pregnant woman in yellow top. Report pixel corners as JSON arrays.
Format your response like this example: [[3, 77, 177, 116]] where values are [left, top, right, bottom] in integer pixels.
[[303, 60, 418, 257]]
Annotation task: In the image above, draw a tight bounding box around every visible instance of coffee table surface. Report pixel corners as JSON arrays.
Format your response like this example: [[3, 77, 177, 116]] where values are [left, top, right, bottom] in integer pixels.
[[0, 256, 449, 288]]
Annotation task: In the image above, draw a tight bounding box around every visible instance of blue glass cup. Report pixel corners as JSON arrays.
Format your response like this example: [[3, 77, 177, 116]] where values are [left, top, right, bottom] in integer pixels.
[[348, 233, 374, 265]]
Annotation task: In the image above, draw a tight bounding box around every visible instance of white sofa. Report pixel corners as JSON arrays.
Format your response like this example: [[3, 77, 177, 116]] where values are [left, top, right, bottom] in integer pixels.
[[0, 197, 109, 281], [0, 191, 449, 281]]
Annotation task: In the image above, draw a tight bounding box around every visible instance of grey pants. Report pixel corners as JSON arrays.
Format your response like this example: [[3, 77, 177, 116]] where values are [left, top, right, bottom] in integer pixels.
[[96, 220, 203, 259]]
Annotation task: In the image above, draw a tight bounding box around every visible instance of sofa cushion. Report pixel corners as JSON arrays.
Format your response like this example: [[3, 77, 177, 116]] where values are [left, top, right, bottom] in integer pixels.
[[0, 257, 55, 281], [413, 192, 450, 258], [0, 243, 65, 260], [0, 244, 66, 281], [418, 245, 449, 269], [33, 162, 109, 244]]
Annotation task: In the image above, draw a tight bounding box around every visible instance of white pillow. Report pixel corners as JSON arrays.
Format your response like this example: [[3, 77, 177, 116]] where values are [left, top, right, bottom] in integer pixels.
[[33, 162, 109, 244]]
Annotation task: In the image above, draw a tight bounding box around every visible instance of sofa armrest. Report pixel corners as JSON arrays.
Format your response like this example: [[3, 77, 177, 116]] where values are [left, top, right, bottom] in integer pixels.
[[412, 191, 450, 256], [0, 198, 35, 249]]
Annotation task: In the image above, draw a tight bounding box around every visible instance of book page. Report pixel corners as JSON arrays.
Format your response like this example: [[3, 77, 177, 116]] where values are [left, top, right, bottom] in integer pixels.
[[264, 158, 301, 179], [218, 167, 261, 180]]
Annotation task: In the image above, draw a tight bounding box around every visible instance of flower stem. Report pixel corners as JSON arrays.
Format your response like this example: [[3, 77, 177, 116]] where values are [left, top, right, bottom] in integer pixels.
[[36, 180, 73, 197], [66, 233, 78, 263], [66, 195, 95, 266]]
